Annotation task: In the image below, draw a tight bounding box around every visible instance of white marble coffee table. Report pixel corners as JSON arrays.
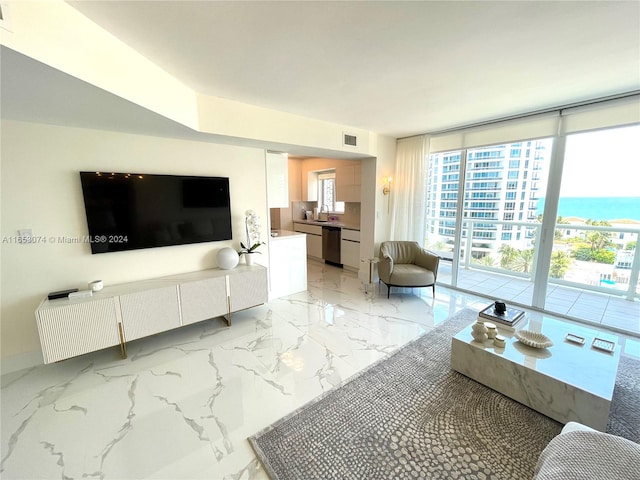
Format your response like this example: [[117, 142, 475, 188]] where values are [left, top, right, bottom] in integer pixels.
[[451, 316, 621, 431]]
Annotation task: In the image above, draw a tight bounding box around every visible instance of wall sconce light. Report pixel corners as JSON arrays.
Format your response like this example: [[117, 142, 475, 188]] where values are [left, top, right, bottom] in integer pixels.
[[383, 176, 392, 195]]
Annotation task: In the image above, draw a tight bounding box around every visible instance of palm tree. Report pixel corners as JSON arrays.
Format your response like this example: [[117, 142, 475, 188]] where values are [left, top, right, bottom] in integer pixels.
[[513, 248, 535, 273], [499, 244, 519, 270], [549, 251, 572, 278], [586, 231, 614, 251], [477, 255, 495, 267]]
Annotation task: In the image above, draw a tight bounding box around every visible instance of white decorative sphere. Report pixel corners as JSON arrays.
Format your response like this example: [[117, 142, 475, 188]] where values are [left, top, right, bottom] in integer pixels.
[[217, 247, 239, 270]]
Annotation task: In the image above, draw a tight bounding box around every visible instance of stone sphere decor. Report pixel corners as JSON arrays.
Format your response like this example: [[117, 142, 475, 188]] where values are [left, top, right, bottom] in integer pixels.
[[217, 247, 239, 270]]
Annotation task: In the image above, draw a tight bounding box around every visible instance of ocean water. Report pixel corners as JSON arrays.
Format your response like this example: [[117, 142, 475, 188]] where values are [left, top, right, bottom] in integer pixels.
[[536, 197, 640, 222]]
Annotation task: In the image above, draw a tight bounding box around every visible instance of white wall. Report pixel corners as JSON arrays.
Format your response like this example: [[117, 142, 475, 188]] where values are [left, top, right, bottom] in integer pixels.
[[0, 120, 267, 366], [369, 135, 397, 280]]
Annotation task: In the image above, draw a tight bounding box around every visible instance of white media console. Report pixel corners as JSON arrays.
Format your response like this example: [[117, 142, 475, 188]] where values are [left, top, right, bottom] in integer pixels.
[[35, 265, 268, 363]]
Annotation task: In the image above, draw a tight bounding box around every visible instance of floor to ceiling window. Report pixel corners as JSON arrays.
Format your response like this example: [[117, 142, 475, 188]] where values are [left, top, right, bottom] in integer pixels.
[[425, 150, 461, 286], [546, 124, 640, 322], [425, 139, 553, 304], [420, 95, 640, 334]]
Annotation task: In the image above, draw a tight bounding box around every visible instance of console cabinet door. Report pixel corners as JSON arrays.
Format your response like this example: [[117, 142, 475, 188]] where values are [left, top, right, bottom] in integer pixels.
[[228, 268, 268, 312], [36, 298, 120, 363], [179, 277, 228, 325], [119, 286, 181, 341]]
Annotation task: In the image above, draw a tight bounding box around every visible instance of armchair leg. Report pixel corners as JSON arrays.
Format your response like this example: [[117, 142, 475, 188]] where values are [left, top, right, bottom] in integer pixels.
[[387, 285, 391, 299], [432, 285, 435, 297]]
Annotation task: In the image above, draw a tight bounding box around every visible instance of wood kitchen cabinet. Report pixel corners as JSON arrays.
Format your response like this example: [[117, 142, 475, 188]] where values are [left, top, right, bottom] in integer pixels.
[[336, 163, 361, 203], [305, 171, 319, 201]]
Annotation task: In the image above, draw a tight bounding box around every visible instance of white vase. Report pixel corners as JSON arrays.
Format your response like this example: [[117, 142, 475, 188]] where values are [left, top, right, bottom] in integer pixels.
[[244, 253, 255, 266], [471, 321, 488, 342]]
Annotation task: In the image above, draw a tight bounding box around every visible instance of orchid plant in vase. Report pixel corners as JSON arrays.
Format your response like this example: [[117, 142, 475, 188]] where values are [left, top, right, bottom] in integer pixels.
[[238, 210, 264, 264]]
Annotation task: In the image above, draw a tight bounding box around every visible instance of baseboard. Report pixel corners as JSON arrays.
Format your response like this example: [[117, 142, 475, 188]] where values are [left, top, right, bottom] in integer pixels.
[[1, 350, 43, 376]]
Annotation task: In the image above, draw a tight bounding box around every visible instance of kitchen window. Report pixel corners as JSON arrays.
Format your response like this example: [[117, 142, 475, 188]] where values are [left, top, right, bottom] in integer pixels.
[[318, 173, 345, 213]]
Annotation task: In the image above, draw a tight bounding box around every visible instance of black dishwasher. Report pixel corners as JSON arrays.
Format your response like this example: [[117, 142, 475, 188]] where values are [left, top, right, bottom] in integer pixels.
[[322, 226, 342, 266]]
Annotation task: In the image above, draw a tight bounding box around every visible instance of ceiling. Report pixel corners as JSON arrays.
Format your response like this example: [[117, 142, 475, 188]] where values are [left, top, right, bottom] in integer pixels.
[[2, 1, 639, 143], [65, 1, 640, 138]]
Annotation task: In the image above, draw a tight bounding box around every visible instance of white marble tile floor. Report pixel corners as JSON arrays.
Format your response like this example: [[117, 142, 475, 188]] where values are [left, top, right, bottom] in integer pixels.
[[1, 260, 637, 480]]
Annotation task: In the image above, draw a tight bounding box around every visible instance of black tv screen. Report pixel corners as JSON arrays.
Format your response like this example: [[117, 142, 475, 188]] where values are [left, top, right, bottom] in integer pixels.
[[80, 172, 232, 254]]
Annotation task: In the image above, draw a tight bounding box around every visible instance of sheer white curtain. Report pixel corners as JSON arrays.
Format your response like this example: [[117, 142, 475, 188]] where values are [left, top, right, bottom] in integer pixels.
[[390, 135, 429, 243]]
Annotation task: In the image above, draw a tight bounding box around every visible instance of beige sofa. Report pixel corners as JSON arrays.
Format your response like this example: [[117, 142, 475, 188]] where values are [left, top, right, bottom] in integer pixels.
[[534, 422, 640, 480], [378, 241, 439, 299]]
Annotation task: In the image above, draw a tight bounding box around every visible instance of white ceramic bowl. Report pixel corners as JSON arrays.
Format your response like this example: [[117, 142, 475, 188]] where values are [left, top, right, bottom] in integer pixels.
[[515, 330, 554, 349]]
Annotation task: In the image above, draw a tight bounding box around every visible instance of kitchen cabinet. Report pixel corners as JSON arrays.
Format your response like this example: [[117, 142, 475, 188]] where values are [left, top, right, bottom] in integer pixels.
[[341, 228, 361, 271], [269, 231, 307, 299], [336, 163, 361, 203], [305, 171, 319, 201], [266, 151, 289, 208], [293, 222, 323, 259]]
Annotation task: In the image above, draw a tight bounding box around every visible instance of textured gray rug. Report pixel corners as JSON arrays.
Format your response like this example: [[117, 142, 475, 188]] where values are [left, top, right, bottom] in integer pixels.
[[250, 308, 640, 480]]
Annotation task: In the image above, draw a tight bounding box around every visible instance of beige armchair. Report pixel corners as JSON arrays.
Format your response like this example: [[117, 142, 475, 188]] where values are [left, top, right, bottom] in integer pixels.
[[378, 241, 440, 299]]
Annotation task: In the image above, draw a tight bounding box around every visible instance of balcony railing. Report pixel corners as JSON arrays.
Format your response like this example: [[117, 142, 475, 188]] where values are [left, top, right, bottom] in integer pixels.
[[425, 218, 640, 300]]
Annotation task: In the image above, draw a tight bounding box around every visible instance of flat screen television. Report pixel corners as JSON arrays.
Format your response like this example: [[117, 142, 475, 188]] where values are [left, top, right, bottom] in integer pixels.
[[79, 172, 232, 254]]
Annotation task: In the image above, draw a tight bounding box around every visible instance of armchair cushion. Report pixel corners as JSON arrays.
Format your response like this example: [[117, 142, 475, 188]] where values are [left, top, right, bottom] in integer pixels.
[[388, 264, 435, 286]]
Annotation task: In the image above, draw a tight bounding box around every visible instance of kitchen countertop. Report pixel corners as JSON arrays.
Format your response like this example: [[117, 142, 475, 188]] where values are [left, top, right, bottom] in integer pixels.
[[293, 219, 360, 230], [269, 230, 306, 240]]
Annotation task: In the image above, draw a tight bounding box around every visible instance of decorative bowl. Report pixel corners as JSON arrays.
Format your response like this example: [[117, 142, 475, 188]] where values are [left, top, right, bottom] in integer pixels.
[[515, 330, 554, 349]]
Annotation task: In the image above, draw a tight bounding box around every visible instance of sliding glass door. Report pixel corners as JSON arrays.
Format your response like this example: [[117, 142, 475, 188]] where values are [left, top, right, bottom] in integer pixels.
[[425, 140, 553, 304], [421, 97, 639, 333], [425, 150, 462, 286]]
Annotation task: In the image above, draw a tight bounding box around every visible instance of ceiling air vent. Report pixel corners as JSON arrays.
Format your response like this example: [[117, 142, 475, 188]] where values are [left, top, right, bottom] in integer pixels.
[[343, 133, 358, 147]]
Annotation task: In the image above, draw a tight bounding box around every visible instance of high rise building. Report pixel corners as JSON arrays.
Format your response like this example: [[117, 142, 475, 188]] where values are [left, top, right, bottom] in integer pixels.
[[426, 140, 553, 261]]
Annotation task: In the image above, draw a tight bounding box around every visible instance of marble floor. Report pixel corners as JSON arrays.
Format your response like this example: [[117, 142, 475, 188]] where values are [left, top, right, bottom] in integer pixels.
[[2, 260, 639, 480]]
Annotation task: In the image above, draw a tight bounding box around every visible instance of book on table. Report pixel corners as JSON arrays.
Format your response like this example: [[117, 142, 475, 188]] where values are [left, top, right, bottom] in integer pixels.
[[479, 304, 525, 327]]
